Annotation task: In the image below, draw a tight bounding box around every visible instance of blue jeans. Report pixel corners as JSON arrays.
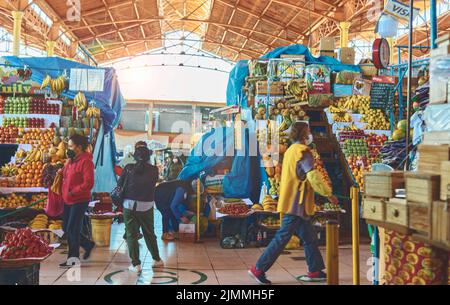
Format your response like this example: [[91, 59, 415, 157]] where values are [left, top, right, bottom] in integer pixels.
[[160, 208, 179, 233], [256, 214, 325, 273]]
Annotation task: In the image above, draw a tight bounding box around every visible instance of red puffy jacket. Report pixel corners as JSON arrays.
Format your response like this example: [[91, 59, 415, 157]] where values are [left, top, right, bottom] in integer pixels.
[[62, 152, 94, 205]]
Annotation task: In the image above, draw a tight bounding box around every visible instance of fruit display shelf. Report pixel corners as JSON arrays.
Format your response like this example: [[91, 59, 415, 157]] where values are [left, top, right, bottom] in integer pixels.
[[0, 187, 48, 194], [0, 114, 60, 128]]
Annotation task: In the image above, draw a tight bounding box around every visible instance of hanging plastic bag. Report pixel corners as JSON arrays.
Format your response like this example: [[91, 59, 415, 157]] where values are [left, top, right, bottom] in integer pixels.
[[45, 189, 64, 217]]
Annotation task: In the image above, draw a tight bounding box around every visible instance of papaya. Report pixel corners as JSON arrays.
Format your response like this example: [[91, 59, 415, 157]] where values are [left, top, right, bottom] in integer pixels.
[[266, 167, 275, 177]]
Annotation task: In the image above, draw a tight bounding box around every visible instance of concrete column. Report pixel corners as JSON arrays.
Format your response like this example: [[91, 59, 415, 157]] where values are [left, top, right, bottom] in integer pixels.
[[339, 21, 351, 48], [11, 11, 24, 56]]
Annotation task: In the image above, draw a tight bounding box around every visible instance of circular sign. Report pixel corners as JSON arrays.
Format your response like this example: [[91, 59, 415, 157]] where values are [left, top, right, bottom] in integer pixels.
[[372, 38, 390, 69]]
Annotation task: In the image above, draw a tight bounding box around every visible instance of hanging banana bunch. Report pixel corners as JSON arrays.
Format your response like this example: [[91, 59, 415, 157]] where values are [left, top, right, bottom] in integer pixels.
[[86, 106, 101, 118], [74, 92, 87, 111], [50, 75, 67, 95], [40, 75, 52, 90]]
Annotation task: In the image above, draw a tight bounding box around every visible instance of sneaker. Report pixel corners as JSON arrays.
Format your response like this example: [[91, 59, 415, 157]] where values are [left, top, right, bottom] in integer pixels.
[[59, 261, 77, 269], [248, 266, 272, 285], [128, 264, 142, 274], [162, 233, 175, 241], [152, 260, 164, 268], [82, 243, 95, 261], [298, 271, 327, 282]]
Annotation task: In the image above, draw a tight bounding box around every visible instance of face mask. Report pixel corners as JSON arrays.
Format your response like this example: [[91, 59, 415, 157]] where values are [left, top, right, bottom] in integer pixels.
[[66, 149, 76, 160], [305, 134, 314, 145], [173, 159, 178, 164]]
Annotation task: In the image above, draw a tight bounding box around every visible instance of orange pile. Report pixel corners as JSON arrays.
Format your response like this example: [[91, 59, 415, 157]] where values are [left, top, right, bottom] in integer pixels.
[[18, 128, 55, 149], [14, 161, 44, 188]]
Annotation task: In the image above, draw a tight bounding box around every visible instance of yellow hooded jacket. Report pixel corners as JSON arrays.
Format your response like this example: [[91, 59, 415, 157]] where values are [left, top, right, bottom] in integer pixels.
[[277, 144, 333, 216]]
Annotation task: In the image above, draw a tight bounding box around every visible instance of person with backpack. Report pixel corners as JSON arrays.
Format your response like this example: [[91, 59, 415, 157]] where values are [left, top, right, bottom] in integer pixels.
[[116, 146, 163, 274]]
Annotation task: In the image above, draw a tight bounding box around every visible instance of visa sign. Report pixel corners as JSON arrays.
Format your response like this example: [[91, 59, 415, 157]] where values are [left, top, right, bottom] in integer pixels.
[[384, 0, 420, 21]]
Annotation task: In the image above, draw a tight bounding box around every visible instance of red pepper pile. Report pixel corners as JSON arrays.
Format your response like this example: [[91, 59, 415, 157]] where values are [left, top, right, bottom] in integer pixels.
[[0, 228, 53, 259], [219, 203, 250, 216]]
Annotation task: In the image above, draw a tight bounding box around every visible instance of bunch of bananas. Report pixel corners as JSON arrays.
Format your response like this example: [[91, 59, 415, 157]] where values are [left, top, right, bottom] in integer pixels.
[[332, 112, 353, 122], [86, 106, 101, 118], [15, 148, 27, 160], [24, 149, 44, 163], [1, 164, 17, 177], [29, 214, 48, 230], [50, 76, 67, 95], [40, 75, 52, 90], [286, 79, 308, 102], [41, 75, 67, 95], [74, 92, 87, 111], [328, 105, 348, 114], [48, 220, 63, 230], [262, 195, 278, 212], [337, 96, 370, 114]]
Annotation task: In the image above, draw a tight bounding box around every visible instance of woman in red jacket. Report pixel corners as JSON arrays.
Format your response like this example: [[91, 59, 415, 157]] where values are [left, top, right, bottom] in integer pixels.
[[59, 135, 96, 268]]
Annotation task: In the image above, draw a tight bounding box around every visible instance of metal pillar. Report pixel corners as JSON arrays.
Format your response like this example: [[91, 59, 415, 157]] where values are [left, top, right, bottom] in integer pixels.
[[196, 178, 201, 242], [430, 0, 438, 49], [46, 41, 56, 57], [351, 186, 360, 285], [326, 220, 339, 285], [11, 11, 24, 56], [339, 22, 351, 48], [404, 0, 414, 170]]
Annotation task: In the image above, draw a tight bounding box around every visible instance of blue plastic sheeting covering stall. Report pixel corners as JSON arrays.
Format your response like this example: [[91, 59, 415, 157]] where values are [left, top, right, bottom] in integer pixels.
[[92, 124, 118, 192], [222, 129, 261, 202], [178, 127, 233, 181], [226, 44, 361, 107], [1, 56, 125, 133]]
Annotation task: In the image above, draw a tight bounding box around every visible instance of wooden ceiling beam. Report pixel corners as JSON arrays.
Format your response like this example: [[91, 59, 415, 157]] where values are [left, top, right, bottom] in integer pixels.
[[83, 1, 133, 17], [216, 0, 240, 55], [102, 0, 129, 56], [240, 0, 273, 52], [270, 0, 342, 23], [133, 0, 149, 51], [215, 0, 305, 38]]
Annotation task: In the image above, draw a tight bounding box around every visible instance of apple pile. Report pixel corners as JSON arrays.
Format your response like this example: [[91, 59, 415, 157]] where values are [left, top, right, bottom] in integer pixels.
[[2, 97, 31, 114], [2, 117, 45, 128], [30, 98, 60, 115], [0, 127, 18, 143], [366, 133, 388, 158], [0, 228, 53, 259], [342, 139, 368, 157]]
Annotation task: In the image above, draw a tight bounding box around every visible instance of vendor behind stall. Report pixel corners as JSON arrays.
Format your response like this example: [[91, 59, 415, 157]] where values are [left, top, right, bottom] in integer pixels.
[[170, 179, 204, 225]]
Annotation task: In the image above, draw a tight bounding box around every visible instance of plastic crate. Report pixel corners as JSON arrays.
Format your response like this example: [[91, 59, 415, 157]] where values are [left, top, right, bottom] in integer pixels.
[[0, 263, 40, 285]]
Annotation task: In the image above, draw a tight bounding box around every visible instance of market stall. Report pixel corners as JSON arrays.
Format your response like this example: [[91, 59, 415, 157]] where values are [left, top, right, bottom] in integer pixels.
[[0, 56, 125, 282]]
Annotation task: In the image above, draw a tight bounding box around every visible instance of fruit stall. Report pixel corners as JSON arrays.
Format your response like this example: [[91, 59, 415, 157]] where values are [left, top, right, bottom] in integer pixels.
[[0, 57, 124, 283]]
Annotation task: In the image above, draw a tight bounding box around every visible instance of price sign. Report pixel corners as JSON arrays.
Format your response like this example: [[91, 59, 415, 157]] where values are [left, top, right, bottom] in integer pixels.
[[69, 69, 105, 92], [370, 76, 396, 112]]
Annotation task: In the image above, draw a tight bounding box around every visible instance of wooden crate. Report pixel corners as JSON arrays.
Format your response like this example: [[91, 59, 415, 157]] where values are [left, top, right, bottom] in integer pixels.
[[362, 196, 386, 222], [418, 145, 450, 174], [386, 198, 408, 227], [405, 172, 440, 206], [256, 81, 285, 96], [441, 161, 450, 201], [431, 201, 450, 248], [364, 171, 404, 198], [408, 202, 430, 236]]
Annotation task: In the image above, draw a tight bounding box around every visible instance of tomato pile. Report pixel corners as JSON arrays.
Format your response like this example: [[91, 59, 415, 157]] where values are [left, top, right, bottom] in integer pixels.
[[0, 228, 53, 259], [218, 203, 250, 216]]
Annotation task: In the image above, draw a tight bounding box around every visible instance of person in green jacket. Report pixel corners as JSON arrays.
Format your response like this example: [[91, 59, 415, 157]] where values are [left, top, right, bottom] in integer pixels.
[[166, 156, 183, 181]]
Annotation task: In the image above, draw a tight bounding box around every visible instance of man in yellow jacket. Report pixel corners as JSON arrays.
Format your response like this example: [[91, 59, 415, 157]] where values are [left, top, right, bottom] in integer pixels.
[[249, 122, 339, 284]]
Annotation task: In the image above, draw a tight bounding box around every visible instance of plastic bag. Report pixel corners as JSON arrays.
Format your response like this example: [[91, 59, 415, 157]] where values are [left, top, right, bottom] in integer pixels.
[[45, 189, 64, 217]]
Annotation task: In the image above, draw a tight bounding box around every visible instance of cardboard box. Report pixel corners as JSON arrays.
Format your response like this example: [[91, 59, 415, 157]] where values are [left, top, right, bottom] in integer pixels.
[[338, 47, 355, 65], [319, 37, 335, 51], [418, 144, 450, 174], [441, 161, 450, 201], [319, 50, 336, 59], [256, 81, 285, 96], [179, 223, 196, 242]]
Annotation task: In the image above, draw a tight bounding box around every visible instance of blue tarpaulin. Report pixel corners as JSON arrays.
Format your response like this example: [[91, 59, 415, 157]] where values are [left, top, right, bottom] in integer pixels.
[[1, 56, 125, 132], [226, 44, 361, 107]]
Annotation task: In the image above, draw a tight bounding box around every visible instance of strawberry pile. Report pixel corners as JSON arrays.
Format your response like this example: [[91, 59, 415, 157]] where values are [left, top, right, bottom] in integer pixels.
[[218, 203, 250, 216], [0, 228, 53, 259]]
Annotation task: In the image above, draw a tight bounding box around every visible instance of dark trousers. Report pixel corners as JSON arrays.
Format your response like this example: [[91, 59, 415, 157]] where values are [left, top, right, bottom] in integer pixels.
[[256, 214, 325, 273], [160, 208, 179, 233], [63, 203, 95, 259]]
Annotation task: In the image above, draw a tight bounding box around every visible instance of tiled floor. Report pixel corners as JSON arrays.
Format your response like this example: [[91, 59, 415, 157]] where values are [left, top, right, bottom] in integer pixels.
[[39, 212, 373, 285]]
